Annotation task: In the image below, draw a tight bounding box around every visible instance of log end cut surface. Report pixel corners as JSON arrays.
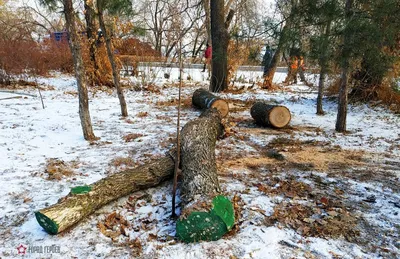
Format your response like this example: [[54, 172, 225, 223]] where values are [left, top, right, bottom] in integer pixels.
[[35, 211, 59, 235], [211, 99, 229, 118], [268, 106, 291, 128]]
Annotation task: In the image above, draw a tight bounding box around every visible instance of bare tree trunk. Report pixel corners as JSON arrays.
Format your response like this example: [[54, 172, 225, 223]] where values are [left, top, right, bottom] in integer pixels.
[[264, 0, 297, 89], [263, 25, 288, 89], [210, 0, 229, 92], [202, 0, 211, 44], [180, 109, 223, 207], [317, 20, 332, 115], [63, 0, 96, 141], [84, 0, 99, 85], [335, 0, 353, 132], [97, 1, 128, 117]]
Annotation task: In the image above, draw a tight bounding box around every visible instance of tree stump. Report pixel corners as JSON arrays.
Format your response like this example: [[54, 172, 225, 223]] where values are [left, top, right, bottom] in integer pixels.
[[192, 88, 229, 117], [250, 102, 291, 128], [176, 109, 235, 243], [35, 155, 175, 234]]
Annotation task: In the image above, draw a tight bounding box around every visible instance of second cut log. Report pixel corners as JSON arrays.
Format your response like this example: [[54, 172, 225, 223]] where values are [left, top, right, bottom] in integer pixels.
[[250, 102, 291, 128], [192, 88, 229, 117]]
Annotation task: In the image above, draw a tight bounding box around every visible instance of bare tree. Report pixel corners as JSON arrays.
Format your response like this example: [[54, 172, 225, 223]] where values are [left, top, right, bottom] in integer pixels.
[[210, 0, 229, 92], [83, 0, 99, 83], [63, 0, 97, 140], [336, 0, 353, 132], [97, 0, 128, 117], [136, 0, 203, 58]]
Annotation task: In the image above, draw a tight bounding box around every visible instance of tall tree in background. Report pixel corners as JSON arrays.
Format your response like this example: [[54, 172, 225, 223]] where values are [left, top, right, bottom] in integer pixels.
[[97, 0, 129, 117], [335, 0, 353, 132], [210, 0, 229, 92], [349, 0, 400, 100], [263, 0, 298, 89], [304, 0, 340, 115], [63, 0, 97, 140]]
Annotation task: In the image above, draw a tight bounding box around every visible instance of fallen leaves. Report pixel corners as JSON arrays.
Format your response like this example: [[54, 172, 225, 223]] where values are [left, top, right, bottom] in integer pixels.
[[122, 133, 144, 142], [97, 212, 130, 241], [44, 158, 77, 180], [266, 200, 359, 240]]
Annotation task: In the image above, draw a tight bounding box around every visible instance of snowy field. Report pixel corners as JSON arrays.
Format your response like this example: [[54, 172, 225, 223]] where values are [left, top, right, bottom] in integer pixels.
[[0, 68, 399, 258]]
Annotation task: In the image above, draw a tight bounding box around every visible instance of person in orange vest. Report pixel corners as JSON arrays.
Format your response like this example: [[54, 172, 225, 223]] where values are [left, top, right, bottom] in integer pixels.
[[298, 56, 306, 82], [284, 55, 298, 85]]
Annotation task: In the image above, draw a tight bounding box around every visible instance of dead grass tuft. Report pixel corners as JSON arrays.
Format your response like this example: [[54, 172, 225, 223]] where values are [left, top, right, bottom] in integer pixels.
[[137, 111, 148, 118], [110, 157, 136, 168], [123, 133, 144, 142], [45, 158, 77, 180], [155, 97, 192, 108]]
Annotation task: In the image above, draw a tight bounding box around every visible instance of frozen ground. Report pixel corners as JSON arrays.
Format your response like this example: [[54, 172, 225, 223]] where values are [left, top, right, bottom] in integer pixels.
[[0, 68, 399, 258]]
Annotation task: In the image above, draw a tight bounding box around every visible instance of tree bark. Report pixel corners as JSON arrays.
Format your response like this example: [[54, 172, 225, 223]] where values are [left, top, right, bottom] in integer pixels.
[[84, 0, 99, 84], [202, 0, 211, 45], [336, 0, 353, 132], [264, 0, 297, 89], [210, 0, 229, 92], [263, 25, 288, 89], [192, 88, 229, 117], [36, 154, 175, 234], [176, 109, 234, 243], [63, 0, 96, 141], [250, 102, 291, 128], [97, 1, 128, 117], [180, 108, 223, 208], [317, 20, 332, 115]]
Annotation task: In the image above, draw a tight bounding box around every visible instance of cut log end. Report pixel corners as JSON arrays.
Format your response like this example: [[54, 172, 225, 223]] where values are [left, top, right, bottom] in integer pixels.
[[251, 102, 291, 128], [35, 211, 59, 235], [192, 88, 229, 117], [268, 106, 291, 128], [211, 99, 229, 118]]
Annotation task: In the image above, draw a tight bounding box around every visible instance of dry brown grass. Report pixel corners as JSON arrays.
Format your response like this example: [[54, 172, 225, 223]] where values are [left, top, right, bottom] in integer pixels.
[[110, 157, 136, 168], [45, 158, 78, 180], [122, 133, 144, 142], [155, 97, 192, 108], [137, 111, 148, 118]]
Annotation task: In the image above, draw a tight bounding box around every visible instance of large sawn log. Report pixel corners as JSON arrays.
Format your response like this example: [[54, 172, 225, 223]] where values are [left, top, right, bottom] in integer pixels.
[[35, 155, 175, 234], [176, 109, 235, 243], [250, 102, 291, 128], [192, 88, 229, 117]]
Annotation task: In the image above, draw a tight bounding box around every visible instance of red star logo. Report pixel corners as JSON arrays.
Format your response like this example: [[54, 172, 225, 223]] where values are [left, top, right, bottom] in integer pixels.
[[16, 244, 27, 255]]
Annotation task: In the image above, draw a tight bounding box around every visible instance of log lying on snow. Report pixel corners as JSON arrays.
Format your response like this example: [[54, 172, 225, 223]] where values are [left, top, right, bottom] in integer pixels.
[[192, 88, 229, 117], [250, 102, 291, 128], [35, 156, 175, 234], [36, 108, 234, 239], [176, 109, 235, 243]]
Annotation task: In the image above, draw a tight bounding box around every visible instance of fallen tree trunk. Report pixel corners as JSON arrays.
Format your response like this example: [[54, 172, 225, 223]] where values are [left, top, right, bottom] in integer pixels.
[[250, 102, 291, 128], [176, 109, 235, 243], [192, 88, 229, 117], [36, 155, 175, 234], [180, 109, 223, 206]]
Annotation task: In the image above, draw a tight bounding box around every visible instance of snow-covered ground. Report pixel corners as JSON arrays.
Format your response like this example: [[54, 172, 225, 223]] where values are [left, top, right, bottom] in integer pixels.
[[0, 69, 399, 258]]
